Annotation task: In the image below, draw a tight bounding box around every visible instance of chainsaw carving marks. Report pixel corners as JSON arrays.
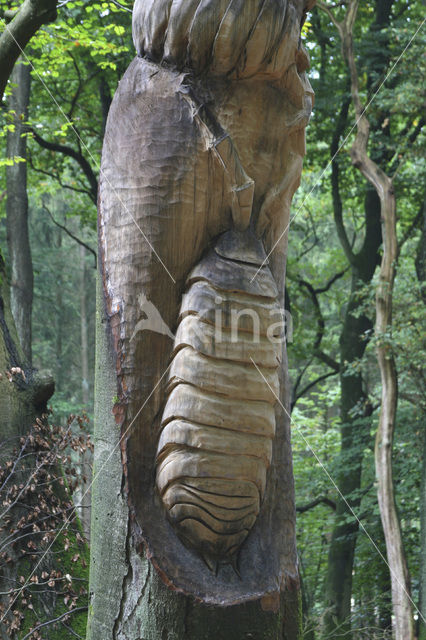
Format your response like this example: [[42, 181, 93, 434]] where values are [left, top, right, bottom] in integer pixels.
[[99, 0, 314, 604], [155, 229, 282, 573]]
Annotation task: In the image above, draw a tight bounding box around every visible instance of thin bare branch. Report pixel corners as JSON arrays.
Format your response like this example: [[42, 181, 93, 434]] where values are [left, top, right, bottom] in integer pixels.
[[30, 129, 98, 203], [20, 607, 88, 640], [296, 495, 337, 513], [43, 206, 97, 267], [317, 1, 343, 33]]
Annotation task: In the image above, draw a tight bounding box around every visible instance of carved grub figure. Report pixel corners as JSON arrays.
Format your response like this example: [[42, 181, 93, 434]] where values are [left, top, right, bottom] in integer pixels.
[[99, 0, 315, 604], [156, 228, 283, 574]]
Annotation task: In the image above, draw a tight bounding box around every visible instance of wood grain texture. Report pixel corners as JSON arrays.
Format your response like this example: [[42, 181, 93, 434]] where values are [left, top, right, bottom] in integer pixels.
[[156, 230, 280, 573], [99, 0, 314, 605]]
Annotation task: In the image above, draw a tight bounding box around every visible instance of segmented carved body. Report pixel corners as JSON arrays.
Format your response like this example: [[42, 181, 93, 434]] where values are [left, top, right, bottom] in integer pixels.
[[155, 229, 282, 572]]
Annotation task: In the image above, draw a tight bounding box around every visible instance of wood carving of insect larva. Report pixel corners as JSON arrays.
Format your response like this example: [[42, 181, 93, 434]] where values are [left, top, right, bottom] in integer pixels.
[[99, 0, 314, 600], [155, 228, 283, 574]]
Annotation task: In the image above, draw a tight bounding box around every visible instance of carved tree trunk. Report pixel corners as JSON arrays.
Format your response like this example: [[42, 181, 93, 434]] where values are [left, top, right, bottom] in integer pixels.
[[6, 60, 33, 364], [88, 1, 315, 638]]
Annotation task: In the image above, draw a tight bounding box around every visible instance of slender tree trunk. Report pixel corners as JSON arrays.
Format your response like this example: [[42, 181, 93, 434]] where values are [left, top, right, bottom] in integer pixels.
[[78, 245, 91, 540], [324, 279, 373, 635], [419, 427, 426, 640], [374, 175, 414, 640], [99, 74, 112, 138], [80, 244, 89, 407], [415, 200, 426, 639], [317, 2, 414, 636], [6, 60, 33, 364], [54, 224, 64, 391], [340, 2, 413, 637]]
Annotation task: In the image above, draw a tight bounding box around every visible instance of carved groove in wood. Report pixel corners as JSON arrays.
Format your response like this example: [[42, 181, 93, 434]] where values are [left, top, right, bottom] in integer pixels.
[[156, 229, 282, 573]]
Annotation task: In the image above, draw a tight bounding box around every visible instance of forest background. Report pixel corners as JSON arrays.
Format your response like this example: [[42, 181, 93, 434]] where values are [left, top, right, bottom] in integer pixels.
[[0, 0, 424, 638]]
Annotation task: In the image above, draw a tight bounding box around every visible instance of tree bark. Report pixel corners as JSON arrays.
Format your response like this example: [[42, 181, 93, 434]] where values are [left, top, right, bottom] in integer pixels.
[[0, 0, 57, 101], [6, 60, 33, 364]]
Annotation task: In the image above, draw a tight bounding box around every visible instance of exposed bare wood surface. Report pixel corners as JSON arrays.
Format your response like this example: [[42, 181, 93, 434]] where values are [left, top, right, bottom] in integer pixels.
[[156, 231, 280, 574], [180, 280, 283, 335], [168, 347, 280, 402], [99, 0, 314, 605]]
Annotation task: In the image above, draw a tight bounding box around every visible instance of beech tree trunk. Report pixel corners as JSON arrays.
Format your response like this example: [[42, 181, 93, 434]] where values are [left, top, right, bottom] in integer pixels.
[[88, 1, 316, 638], [6, 60, 33, 364]]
